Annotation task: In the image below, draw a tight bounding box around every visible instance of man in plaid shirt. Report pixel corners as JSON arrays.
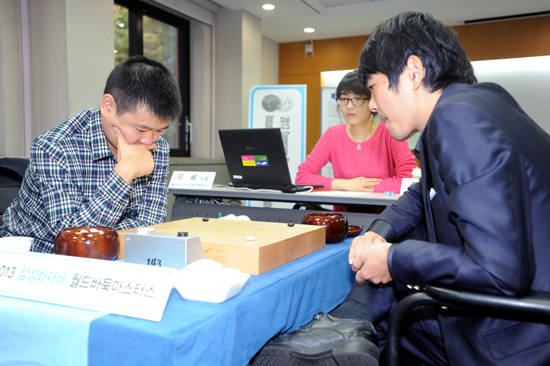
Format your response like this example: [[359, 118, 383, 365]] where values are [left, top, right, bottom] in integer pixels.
[[0, 55, 182, 253]]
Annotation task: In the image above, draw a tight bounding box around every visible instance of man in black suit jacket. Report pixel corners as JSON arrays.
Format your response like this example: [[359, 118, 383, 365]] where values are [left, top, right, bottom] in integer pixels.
[[252, 12, 550, 366]]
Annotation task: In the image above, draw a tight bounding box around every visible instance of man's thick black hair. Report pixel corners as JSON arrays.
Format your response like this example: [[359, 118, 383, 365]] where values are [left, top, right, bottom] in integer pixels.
[[336, 70, 371, 100], [358, 12, 477, 92], [104, 55, 183, 121]]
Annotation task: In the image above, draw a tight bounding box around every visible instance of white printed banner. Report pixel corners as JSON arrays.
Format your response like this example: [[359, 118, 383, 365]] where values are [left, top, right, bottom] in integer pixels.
[[0, 251, 176, 321], [249, 85, 307, 181]]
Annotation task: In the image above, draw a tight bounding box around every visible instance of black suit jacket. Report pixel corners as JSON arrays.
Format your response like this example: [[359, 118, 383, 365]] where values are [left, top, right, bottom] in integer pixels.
[[373, 83, 550, 365]]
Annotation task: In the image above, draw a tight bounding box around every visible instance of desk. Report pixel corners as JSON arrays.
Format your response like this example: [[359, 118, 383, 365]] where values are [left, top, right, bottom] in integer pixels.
[[170, 186, 398, 229], [0, 239, 356, 366]]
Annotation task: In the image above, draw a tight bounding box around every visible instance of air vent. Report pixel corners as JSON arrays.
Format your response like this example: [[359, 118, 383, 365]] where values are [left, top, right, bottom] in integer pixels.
[[464, 10, 550, 24]]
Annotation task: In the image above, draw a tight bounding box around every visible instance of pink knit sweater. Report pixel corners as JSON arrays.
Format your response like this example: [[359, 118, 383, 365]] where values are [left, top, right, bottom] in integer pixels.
[[295, 123, 417, 193]]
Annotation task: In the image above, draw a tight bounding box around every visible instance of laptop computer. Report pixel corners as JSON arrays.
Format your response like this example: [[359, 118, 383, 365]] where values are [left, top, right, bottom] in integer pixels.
[[219, 128, 322, 192]]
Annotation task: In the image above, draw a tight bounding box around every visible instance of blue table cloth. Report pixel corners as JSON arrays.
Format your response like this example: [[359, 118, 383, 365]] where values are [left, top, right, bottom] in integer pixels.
[[0, 238, 356, 366]]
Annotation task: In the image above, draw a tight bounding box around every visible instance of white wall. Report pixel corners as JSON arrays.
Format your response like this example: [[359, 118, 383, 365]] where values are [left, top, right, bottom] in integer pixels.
[[0, 1, 278, 160], [261, 36, 279, 86], [0, 0, 113, 158], [241, 10, 262, 130], [213, 7, 244, 159], [0, 7, 4, 158], [191, 11, 278, 159], [66, 0, 114, 117], [212, 8, 264, 158], [472, 56, 550, 134], [30, 0, 68, 137], [190, 20, 213, 158], [31, 0, 113, 135], [0, 0, 23, 158]]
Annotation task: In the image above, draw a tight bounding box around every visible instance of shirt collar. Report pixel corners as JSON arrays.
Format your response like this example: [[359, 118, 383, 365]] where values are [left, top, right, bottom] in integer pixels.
[[89, 107, 114, 162], [413, 83, 454, 159], [413, 129, 424, 159]]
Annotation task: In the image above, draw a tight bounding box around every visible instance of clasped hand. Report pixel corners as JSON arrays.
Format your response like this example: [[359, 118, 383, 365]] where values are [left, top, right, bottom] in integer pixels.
[[113, 127, 157, 184], [349, 231, 393, 284], [337, 177, 382, 192]]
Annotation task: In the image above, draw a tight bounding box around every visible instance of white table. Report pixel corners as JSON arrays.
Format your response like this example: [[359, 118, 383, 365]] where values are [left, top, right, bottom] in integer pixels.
[[170, 185, 398, 229], [0, 240, 356, 366]]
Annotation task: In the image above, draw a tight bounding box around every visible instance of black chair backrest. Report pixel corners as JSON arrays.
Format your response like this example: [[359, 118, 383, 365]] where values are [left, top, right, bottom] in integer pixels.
[[0, 158, 30, 216]]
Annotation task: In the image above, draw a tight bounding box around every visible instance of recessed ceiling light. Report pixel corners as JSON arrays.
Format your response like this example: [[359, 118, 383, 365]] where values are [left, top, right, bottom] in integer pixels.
[[304, 27, 315, 33], [262, 4, 275, 10]]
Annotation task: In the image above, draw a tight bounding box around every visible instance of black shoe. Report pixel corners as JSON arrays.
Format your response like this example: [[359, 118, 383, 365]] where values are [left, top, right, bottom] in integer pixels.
[[251, 312, 379, 366]]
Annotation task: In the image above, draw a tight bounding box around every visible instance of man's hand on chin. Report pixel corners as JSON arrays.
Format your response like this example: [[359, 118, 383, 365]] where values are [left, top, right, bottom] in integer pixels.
[[113, 127, 157, 184]]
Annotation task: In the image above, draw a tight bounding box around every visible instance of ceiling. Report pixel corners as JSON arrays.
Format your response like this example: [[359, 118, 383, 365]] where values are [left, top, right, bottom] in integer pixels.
[[207, 0, 550, 43]]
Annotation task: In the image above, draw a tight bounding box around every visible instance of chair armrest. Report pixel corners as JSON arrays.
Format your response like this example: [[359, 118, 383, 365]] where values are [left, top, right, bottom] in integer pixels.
[[386, 292, 442, 366], [425, 284, 550, 318], [386, 285, 550, 366]]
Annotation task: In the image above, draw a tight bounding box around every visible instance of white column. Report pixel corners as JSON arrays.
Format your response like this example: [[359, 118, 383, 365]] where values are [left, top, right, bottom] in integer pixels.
[[65, 0, 114, 118], [190, 20, 213, 159], [28, 0, 113, 137], [0, 0, 24, 158], [213, 8, 262, 158]]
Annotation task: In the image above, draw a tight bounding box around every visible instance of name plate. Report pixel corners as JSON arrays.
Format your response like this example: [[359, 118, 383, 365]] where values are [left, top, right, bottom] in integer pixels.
[[0, 251, 177, 322], [169, 170, 216, 189]]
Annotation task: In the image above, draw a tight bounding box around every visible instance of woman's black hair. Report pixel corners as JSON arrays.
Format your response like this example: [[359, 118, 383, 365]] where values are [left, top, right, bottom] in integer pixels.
[[336, 70, 371, 100], [358, 12, 477, 92], [104, 55, 183, 121]]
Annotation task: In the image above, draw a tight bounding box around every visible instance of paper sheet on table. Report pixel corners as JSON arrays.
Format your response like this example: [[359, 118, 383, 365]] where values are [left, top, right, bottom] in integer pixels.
[[174, 259, 250, 303], [219, 214, 251, 221]]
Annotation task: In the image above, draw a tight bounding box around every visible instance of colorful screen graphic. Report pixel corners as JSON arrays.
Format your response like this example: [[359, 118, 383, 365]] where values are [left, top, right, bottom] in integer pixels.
[[241, 155, 269, 167]]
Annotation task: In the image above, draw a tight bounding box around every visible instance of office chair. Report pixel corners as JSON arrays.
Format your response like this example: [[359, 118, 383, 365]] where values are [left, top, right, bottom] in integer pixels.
[[0, 158, 29, 220], [0, 167, 22, 219], [386, 284, 550, 366]]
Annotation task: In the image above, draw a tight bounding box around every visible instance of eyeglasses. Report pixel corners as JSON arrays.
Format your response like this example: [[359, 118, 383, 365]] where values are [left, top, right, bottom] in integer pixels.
[[337, 97, 368, 106]]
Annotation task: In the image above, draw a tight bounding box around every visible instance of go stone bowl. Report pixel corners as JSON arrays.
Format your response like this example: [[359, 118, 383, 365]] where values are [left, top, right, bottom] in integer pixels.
[[301, 212, 349, 244], [55, 226, 120, 260]]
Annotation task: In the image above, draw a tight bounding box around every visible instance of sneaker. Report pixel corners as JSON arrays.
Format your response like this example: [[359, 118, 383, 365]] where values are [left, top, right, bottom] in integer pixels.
[[251, 312, 379, 366]]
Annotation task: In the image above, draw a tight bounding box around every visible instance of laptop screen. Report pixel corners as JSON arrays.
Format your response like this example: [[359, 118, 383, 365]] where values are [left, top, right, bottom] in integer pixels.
[[219, 128, 294, 190]]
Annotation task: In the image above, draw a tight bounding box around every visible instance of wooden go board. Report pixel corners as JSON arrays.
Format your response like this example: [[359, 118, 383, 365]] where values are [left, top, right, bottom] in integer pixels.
[[117, 218, 326, 275]]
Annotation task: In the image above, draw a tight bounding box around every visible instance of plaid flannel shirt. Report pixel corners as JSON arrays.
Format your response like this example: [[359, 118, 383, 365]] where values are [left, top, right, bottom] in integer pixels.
[[0, 107, 169, 253]]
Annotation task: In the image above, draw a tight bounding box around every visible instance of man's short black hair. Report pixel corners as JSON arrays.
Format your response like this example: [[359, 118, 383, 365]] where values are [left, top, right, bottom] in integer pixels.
[[336, 70, 371, 100], [358, 12, 477, 92], [104, 55, 183, 121]]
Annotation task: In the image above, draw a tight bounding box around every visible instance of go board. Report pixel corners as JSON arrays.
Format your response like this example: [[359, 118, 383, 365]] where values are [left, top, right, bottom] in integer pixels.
[[117, 218, 326, 275]]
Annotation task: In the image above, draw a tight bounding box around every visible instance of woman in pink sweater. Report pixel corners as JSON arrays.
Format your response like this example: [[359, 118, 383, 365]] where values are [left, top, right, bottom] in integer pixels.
[[296, 70, 417, 194]]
